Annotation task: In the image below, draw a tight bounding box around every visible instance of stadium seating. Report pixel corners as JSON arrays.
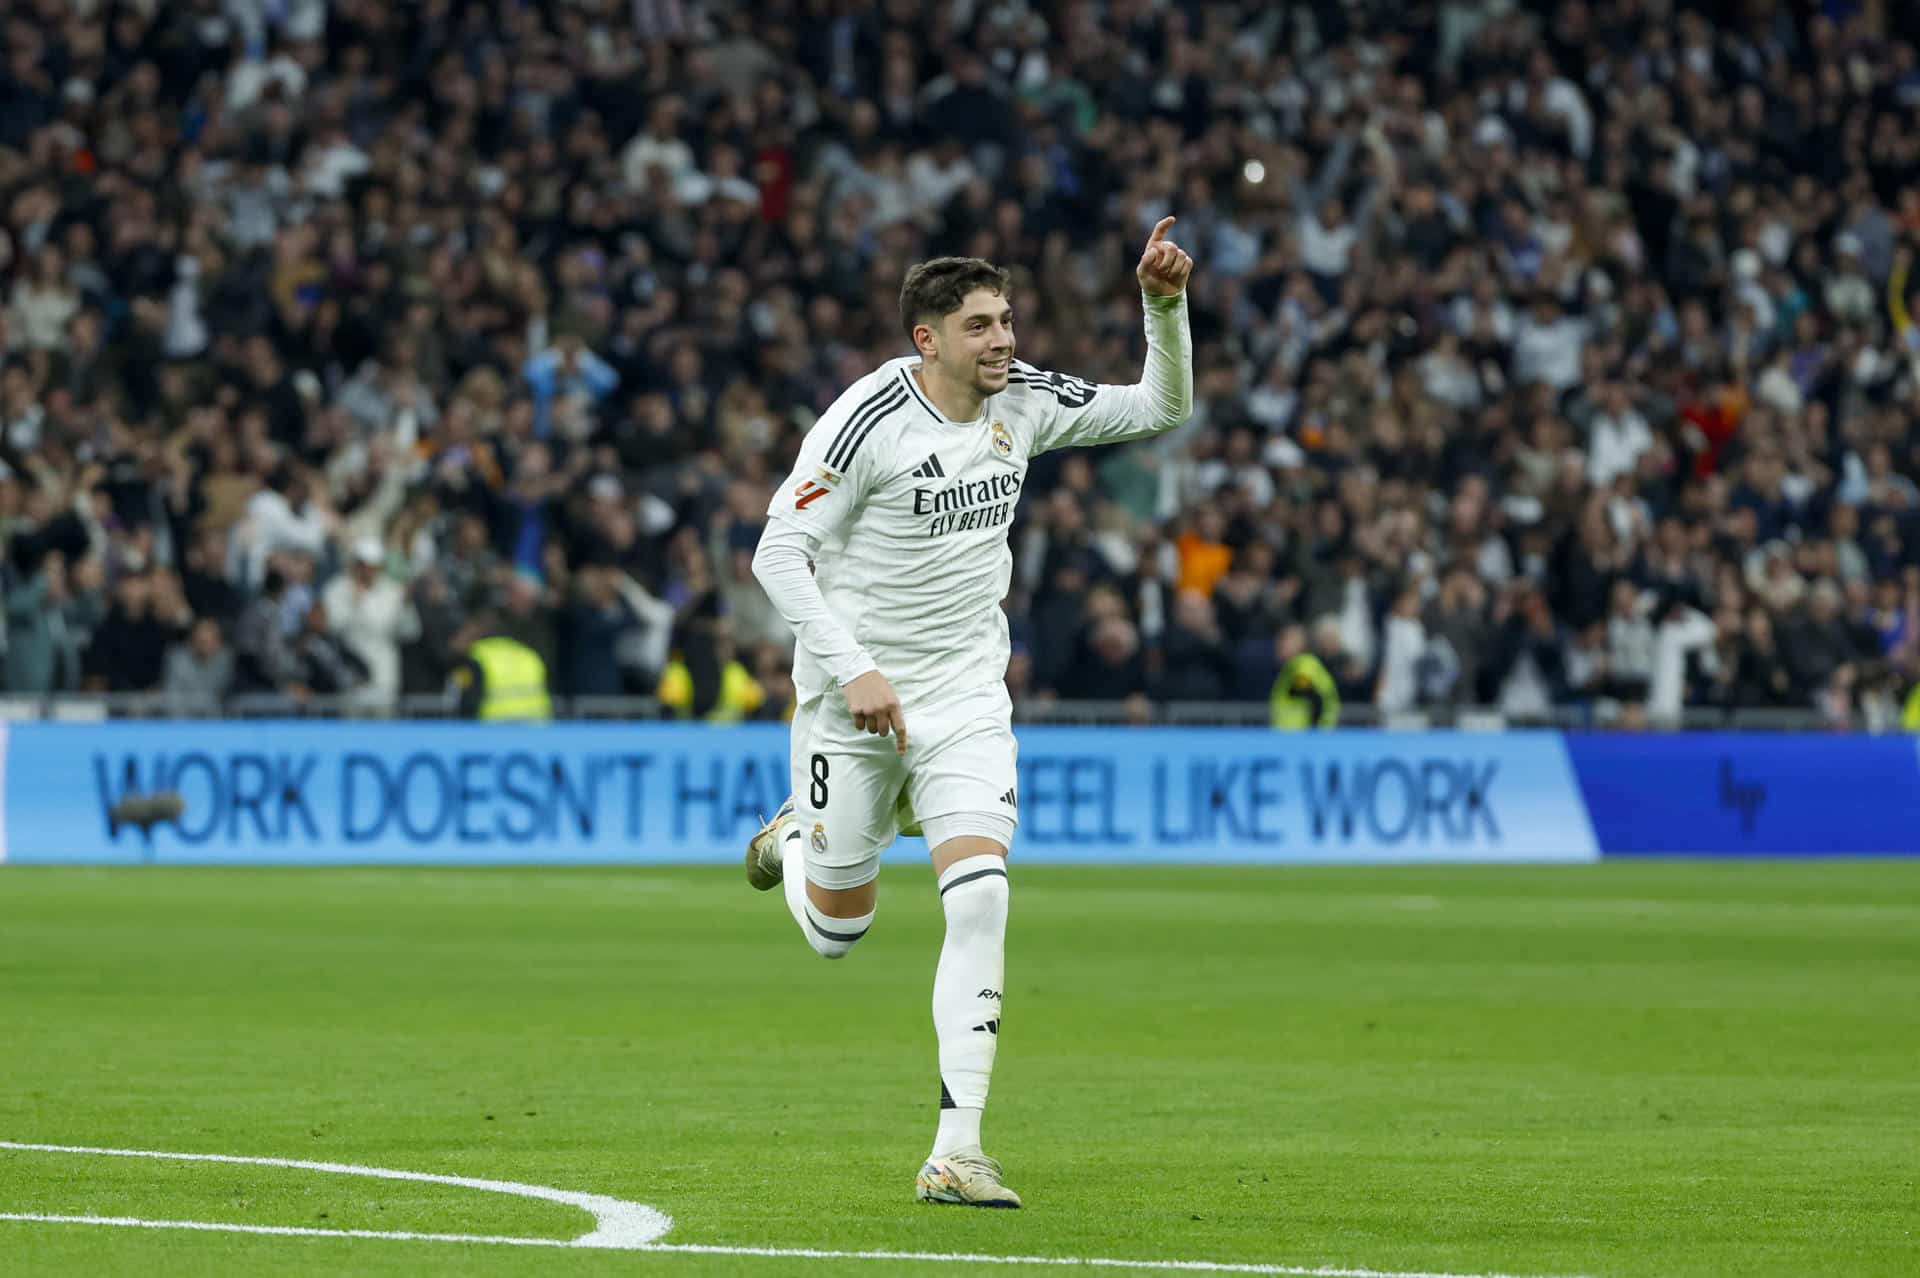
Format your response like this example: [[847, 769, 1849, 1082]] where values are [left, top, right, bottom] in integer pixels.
[[0, 0, 1917, 731]]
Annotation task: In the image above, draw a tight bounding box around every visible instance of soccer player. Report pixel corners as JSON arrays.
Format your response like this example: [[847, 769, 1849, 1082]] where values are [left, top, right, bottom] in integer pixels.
[[745, 218, 1195, 1207]]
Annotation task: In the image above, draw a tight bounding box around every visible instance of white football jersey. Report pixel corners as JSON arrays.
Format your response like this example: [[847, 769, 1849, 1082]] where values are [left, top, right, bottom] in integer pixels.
[[766, 315, 1189, 709]]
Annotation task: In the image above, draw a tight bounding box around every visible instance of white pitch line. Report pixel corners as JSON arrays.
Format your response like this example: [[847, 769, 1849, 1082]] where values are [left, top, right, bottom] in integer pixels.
[[0, 1212, 578, 1249], [645, 1241, 1576, 1278], [0, 1219, 1583, 1278], [0, 1139, 1583, 1278], [0, 1139, 670, 1248]]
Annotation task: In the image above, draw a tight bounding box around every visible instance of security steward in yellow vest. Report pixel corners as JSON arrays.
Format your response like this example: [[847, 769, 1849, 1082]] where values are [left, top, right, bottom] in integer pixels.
[[656, 655, 764, 722], [1271, 652, 1340, 728], [1270, 623, 1341, 730], [1904, 681, 1920, 731], [451, 634, 553, 720]]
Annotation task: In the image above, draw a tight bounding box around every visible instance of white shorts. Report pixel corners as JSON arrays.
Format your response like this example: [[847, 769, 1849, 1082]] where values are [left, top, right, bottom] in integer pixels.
[[789, 681, 1019, 890]]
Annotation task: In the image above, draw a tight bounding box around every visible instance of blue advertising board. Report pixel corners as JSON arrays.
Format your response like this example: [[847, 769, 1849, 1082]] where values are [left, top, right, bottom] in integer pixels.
[[1565, 733, 1920, 856], [0, 721, 1910, 865], [1001, 726, 1595, 862], [0, 721, 1597, 865], [0, 720, 788, 865]]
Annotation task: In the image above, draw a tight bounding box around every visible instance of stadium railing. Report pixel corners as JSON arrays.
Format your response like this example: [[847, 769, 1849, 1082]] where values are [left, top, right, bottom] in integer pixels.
[[1011, 700, 1843, 731], [0, 692, 1847, 731]]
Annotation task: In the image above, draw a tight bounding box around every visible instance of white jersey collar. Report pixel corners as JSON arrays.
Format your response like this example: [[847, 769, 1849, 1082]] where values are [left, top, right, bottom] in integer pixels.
[[900, 362, 989, 426]]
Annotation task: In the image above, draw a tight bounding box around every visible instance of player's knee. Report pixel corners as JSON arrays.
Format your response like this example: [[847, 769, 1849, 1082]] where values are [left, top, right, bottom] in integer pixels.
[[801, 897, 874, 959]]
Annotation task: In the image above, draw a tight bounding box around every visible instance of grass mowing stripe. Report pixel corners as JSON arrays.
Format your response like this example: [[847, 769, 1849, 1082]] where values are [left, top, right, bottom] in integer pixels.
[[0, 1215, 1586, 1276], [643, 1241, 1585, 1276]]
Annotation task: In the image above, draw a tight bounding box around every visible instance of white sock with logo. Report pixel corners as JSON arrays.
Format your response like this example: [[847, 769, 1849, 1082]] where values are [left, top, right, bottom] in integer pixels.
[[930, 854, 1009, 1158], [782, 823, 872, 959]]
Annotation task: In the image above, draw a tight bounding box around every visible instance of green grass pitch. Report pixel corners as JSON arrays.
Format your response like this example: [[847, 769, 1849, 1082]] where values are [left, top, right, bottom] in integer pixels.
[[1, 861, 1915, 1277]]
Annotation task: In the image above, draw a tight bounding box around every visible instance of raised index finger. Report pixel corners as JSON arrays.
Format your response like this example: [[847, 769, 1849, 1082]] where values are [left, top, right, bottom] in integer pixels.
[[1146, 215, 1177, 245]]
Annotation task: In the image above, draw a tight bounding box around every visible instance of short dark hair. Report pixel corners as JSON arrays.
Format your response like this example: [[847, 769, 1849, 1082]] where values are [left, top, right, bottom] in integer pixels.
[[899, 257, 1010, 342]]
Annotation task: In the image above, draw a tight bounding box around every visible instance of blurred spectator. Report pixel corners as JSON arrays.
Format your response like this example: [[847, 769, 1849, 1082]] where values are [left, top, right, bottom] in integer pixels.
[[293, 601, 370, 699], [9, 246, 78, 351], [1783, 578, 1867, 692], [716, 541, 788, 651], [4, 551, 104, 694], [1212, 541, 1297, 645], [232, 568, 306, 702], [84, 565, 192, 693], [231, 467, 333, 589], [1157, 590, 1235, 703], [1484, 584, 1568, 716], [566, 562, 642, 699], [180, 526, 244, 624], [163, 618, 236, 714], [1587, 383, 1654, 489], [1065, 614, 1149, 707], [1735, 609, 1796, 709], [754, 645, 797, 723], [1374, 587, 1427, 714], [525, 333, 620, 441], [1174, 510, 1233, 598], [321, 537, 416, 711], [401, 569, 467, 698], [1425, 569, 1492, 706], [1602, 581, 1656, 704], [658, 608, 764, 722], [495, 570, 559, 674]]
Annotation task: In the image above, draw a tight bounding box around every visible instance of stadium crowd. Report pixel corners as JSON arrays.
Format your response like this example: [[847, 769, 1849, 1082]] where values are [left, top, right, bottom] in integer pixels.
[[2, 0, 1920, 728]]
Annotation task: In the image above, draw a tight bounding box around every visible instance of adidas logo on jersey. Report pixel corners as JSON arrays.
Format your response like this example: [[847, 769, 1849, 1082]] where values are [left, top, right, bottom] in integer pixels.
[[971, 1019, 1000, 1034], [999, 788, 1017, 808], [910, 453, 946, 479]]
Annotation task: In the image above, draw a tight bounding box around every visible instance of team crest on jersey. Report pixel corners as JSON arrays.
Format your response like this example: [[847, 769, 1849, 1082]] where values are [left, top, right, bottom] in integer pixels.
[[990, 420, 1013, 458], [811, 822, 828, 855]]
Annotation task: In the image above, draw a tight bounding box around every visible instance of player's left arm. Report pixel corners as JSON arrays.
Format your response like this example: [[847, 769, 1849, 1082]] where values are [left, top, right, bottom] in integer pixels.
[[1026, 215, 1194, 454]]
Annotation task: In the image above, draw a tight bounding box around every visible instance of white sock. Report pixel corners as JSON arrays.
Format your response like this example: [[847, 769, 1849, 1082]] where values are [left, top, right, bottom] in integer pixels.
[[782, 823, 872, 959], [780, 823, 811, 935], [930, 854, 1008, 1157], [934, 1106, 981, 1158]]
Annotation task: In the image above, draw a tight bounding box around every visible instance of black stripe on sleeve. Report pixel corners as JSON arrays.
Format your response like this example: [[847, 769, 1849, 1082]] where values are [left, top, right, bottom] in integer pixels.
[[836, 396, 905, 469], [825, 384, 902, 470], [938, 865, 1009, 896], [828, 385, 906, 471]]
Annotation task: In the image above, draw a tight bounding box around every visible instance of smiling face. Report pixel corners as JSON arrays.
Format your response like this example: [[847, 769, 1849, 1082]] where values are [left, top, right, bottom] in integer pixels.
[[899, 256, 1014, 409], [921, 286, 1016, 399]]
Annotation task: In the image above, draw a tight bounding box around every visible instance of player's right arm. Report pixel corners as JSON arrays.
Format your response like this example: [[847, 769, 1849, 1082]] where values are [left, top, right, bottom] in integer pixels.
[[752, 390, 909, 752]]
